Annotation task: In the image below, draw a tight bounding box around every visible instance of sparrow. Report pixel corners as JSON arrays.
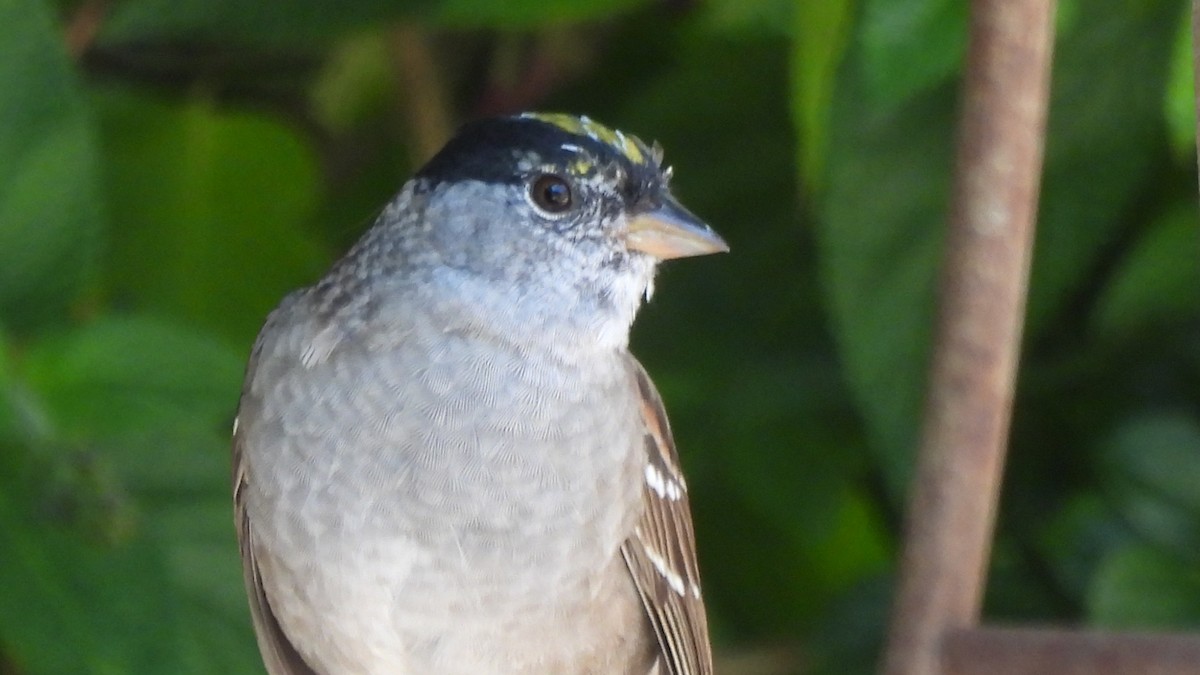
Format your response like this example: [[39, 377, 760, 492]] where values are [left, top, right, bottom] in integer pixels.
[[233, 112, 727, 674]]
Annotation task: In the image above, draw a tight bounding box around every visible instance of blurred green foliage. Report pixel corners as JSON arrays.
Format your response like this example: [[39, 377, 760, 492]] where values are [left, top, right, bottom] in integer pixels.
[[0, 0, 1197, 673]]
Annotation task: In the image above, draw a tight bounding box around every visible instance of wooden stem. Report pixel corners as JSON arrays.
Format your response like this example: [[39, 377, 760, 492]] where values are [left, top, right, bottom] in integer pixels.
[[880, 0, 1056, 672]]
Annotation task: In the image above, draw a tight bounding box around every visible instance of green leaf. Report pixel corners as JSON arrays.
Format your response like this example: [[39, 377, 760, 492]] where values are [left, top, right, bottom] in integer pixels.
[[791, 0, 855, 186], [807, 488, 890, 592], [807, 575, 891, 675], [426, 0, 648, 27], [818, 64, 954, 493], [0, 326, 54, 446], [1088, 544, 1200, 628], [1036, 494, 1133, 603], [0, 0, 104, 329], [1091, 204, 1200, 339], [102, 0, 648, 42], [1028, 0, 1180, 333], [155, 497, 262, 673], [0, 453, 180, 674], [95, 90, 327, 345], [1163, 2, 1195, 159], [101, 0, 432, 45], [858, 0, 1085, 110], [1098, 412, 1200, 559], [11, 315, 259, 670], [19, 315, 243, 492], [859, 0, 967, 108], [310, 33, 396, 133], [701, 0, 796, 36]]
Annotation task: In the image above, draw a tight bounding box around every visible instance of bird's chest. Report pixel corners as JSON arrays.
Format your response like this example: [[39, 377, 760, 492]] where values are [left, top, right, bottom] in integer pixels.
[[392, 348, 646, 591], [246, 325, 652, 673], [258, 335, 646, 594]]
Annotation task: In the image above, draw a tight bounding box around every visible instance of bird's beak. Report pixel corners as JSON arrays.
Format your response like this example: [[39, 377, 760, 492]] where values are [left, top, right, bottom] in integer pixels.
[[625, 196, 728, 260]]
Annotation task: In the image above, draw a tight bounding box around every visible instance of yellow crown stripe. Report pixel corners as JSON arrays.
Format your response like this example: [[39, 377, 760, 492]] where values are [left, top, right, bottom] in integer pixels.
[[523, 113, 646, 165]]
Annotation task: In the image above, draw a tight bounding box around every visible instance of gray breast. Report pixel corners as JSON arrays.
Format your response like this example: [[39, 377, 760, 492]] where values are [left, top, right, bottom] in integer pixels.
[[241, 290, 648, 628]]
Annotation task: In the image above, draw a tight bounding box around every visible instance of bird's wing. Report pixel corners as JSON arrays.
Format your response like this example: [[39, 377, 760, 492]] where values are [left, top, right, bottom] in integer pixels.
[[233, 428, 317, 675], [620, 358, 714, 675]]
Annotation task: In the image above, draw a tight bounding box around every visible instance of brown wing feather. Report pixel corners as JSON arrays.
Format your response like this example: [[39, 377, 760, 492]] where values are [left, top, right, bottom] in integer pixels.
[[620, 358, 714, 675], [233, 429, 317, 675]]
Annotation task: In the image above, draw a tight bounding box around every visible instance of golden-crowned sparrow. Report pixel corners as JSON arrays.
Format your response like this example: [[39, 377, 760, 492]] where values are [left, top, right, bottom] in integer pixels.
[[233, 113, 726, 674]]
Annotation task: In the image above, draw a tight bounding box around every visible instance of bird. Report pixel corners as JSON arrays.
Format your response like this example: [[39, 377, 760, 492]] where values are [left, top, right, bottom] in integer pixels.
[[232, 112, 727, 674]]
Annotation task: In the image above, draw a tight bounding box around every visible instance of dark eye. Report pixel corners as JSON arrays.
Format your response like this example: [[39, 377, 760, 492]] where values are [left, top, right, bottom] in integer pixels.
[[529, 174, 574, 214]]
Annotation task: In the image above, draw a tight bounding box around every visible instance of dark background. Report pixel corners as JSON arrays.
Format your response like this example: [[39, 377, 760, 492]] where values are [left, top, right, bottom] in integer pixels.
[[1, 0, 1198, 673]]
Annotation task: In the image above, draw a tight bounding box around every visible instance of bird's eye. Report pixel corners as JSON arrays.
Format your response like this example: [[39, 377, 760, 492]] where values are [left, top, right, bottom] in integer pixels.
[[529, 174, 574, 214]]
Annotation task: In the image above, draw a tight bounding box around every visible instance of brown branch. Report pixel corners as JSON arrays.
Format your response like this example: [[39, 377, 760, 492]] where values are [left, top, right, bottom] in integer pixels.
[[474, 29, 597, 118], [880, 0, 1056, 673], [64, 0, 110, 60], [389, 22, 453, 163], [943, 627, 1200, 675]]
